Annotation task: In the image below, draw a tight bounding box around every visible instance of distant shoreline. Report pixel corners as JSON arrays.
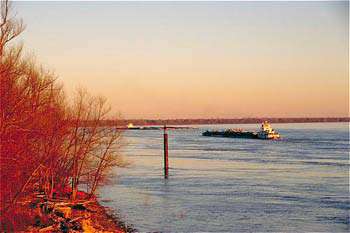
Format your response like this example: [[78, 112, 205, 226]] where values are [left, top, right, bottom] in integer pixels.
[[98, 117, 350, 127]]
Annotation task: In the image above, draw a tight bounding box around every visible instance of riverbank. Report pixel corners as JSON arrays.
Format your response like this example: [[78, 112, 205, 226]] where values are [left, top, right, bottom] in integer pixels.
[[13, 191, 135, 232]]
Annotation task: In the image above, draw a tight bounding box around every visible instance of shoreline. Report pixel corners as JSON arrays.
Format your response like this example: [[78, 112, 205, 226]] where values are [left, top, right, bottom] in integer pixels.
[[16, 191, 136, 232], [99, 203, 136, 233]]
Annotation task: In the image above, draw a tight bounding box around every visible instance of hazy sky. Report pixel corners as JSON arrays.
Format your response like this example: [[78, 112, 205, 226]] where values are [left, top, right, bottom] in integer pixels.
[[14, 1, 349, 119]]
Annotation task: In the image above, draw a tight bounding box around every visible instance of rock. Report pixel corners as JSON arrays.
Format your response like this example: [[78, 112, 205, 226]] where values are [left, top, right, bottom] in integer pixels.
[[59, 220, 69, 233], [54, 209, 65, 218], [72, 203, 86, 210], [55, 206, 72, 218]]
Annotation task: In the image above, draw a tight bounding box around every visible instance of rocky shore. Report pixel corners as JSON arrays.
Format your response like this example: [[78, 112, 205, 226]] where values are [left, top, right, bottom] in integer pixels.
[[16, 191, 135, 232]]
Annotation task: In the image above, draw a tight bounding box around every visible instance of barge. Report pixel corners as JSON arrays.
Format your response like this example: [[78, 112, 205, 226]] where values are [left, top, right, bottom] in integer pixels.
[[202, 121, 280, 140]]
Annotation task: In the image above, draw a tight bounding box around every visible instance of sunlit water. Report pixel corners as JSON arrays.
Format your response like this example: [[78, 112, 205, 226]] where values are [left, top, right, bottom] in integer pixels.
[[99, 123, 349, 232]]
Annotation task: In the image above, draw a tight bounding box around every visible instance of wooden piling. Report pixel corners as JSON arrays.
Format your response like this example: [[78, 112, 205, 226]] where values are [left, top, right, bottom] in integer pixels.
[[163, 125, 169, 179]]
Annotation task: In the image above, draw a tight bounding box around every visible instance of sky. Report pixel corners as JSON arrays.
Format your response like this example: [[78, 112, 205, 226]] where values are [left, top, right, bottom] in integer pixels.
[[13, 1, 349, 119]]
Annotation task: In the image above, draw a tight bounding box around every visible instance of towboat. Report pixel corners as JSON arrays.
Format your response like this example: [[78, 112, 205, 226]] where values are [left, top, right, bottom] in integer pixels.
[[257, 121, 280, 139]]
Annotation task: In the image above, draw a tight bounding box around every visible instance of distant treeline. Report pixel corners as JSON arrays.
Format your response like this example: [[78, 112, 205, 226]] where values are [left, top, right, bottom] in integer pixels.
[[97, 117, 350, 127]]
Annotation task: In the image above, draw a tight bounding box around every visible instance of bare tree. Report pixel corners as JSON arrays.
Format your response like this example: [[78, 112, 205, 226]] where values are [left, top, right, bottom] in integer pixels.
[[1, 1, 125, 230], [64, 89, 126, 201], [0, 0, 24, 56]]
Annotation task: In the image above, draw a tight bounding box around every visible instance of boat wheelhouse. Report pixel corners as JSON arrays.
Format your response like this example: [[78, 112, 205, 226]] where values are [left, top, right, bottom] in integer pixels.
[[257, 121, 280, 139]]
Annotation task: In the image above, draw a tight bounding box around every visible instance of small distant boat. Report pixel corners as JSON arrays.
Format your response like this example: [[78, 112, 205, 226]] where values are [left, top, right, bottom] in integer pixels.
[[202, 121, 280, 140]]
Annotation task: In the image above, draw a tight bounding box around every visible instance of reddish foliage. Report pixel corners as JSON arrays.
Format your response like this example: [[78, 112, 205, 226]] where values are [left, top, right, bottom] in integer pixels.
[[0, 1, 123, 230], [0, 0, 70, 230]]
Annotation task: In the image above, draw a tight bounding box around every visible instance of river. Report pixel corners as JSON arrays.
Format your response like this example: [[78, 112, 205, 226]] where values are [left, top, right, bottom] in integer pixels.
[[100, 122, 349, 232]]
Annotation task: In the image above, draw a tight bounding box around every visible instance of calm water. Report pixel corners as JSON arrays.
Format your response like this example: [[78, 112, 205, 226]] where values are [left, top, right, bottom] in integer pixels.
[[100, 123, 349, 232]]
